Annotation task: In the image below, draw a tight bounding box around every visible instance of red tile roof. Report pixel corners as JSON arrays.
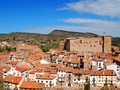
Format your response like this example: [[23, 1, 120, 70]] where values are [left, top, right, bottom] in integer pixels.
[[20, 81, 43, 89], [63, 57, 69, 62], [78, 54, 84, 57], [36, 74, 56, 80], [0, 64, 11, 73], [0, 53, 8, 59], [50, 69, 57, 74], [58, 67, 66, 71], [70, 56, 79, 64], [94, 58, 103, 61], [66, 67, 73, 73], [91, 69, 116, 76], [115, 88, 120, 90], [15, 65, 30, 72], [4, 75, 22, 84], [0, 72, 3, 81], [73, 69, 91, 75], [20, 45, 39, 50], [12, 76, 22, 84]]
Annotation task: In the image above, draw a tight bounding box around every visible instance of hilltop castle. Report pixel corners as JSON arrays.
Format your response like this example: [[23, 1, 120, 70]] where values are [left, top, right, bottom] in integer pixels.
[[64, 36, 111, 53]]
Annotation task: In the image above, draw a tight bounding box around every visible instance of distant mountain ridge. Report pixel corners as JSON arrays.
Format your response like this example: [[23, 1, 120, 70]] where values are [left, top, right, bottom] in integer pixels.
[[49, 30, 98, 37]]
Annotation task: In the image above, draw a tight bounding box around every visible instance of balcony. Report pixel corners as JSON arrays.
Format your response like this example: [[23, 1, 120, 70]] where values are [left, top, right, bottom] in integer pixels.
[[58, 78, 65, 81]]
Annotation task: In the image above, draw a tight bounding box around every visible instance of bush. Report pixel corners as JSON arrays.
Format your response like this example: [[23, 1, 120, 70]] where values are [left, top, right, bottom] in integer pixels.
[[41, 45, 51, 52]]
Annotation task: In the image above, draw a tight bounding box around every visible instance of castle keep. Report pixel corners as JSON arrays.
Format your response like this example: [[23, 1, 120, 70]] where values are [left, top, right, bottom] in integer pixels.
[[65, 36, 111, 53]]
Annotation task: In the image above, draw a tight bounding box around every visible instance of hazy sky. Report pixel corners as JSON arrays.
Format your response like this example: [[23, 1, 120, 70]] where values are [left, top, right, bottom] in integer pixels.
[[0, 0, 120, 37]]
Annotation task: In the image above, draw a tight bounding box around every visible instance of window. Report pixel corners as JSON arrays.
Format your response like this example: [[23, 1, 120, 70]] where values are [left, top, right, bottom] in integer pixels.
[[80, 40, 82, 43], [46, 85, 48, 87], [95, 41, 98, 43], [99, 63, 101, 67], [92, 78, 95, 83]]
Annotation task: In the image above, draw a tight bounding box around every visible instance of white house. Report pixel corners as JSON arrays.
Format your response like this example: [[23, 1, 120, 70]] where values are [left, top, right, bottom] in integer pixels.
[[90, 69, 117, 87], [35, 74, 57, 87], [57, 66, 66, 86], [106, 63, 120, 79], [4, 67, 20, 77], [4, 66, 29, 80], [4, 75, 23, 90], [91, 58, 105, 70], [57, 67, 66, 77]]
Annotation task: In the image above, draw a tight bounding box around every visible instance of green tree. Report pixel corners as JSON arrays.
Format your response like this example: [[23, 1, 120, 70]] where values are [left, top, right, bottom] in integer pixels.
[[84, 82, 90, 90]]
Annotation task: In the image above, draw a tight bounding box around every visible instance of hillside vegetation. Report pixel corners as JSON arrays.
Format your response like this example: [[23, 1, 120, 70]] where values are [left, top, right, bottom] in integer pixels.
[[112, 37, 120, 48], [0, 30, 119, 52]]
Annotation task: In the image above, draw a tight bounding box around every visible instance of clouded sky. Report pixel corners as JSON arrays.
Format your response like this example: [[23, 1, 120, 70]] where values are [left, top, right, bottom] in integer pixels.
[[0, 0, 120, 37]]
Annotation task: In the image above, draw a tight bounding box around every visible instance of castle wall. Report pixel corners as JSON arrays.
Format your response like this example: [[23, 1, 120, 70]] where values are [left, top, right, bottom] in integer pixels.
[[65, 36, 111, 53]]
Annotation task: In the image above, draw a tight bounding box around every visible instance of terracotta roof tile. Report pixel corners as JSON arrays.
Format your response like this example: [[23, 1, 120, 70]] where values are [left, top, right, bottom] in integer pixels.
[[50, 69, 57, 74], [104, 61, 112, 66], [70, 56, 79, 64], [73, 69, 91, 75], [36, 74, 56, 80], [4, 75, 22, 84], [66, 67, 73, 73], [91, 69, 116, 76], [78, 54, 84, 57], [58, 67, 66, 71], [63, 57, 69, 62], [115, 88, 120, 90], [66, 51, 77, 55], [20, 81, 43, 89], [0, 64, 11, 73], [94, 58, 103, 61], [15, 65, 30, 72], [20, 45, 39, 50], [0, 53, 8, 59], [12, 76, 22, 84]]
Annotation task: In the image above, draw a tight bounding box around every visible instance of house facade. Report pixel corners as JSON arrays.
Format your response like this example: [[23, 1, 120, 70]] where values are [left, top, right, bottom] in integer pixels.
[[90, 69, 117, 87]]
